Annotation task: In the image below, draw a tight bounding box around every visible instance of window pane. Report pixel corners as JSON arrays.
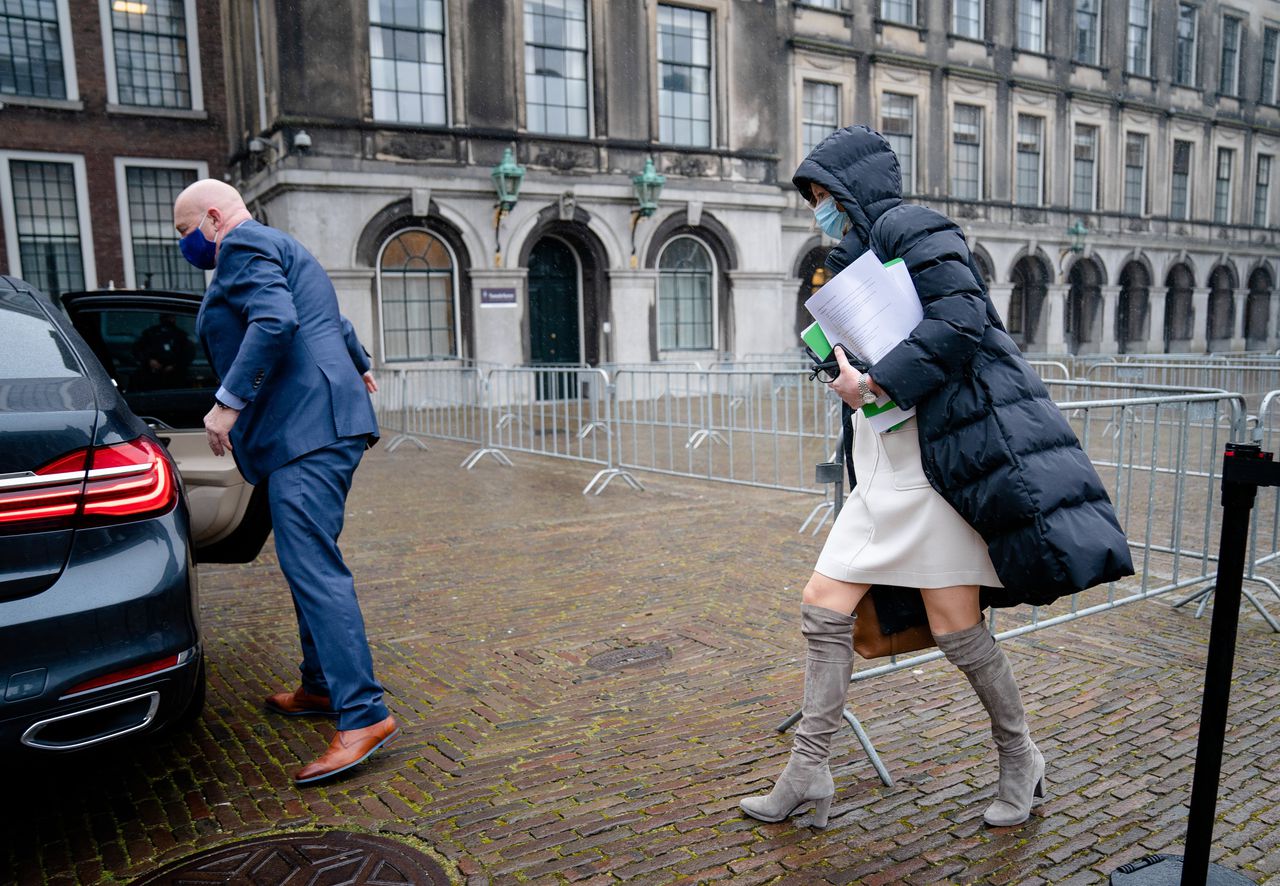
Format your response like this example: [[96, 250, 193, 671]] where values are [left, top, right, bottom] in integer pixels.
[[125, 165, 204, 293], [1220, 16, 1240, 96], [369, 0, 447, 125], [1072, 125, 1096, 212], [9, 159, 84, 298], [657, 4, 711, 147], [1255, 155, 1272, 227], [1017, 0, 1044, 53], [1215, 148, 1233, 224], [881, 93, 914, 195], [1074, 0, 1099, 65], [801, 80, 839, 157], [378, 230, 456, 359], [1126, 0, 1150, 76], [524, 0, 589, 137], [1175, 4, 1198, 86], [1171, 140, 1192, 220], [881, 0, 914, 26], [0, 1, 66, 99], [1123, 133, 1147, 216], [951, 104, 981, 200], [953, 0, 981, 40], [1016, 115, 1042, 205], [1262, 27, 1279, 104], [111, 0, 191, 108], [658, 237, 713, 350]]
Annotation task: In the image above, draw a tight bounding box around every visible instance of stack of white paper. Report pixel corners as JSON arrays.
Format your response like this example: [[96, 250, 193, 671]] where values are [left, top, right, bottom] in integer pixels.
[[804, 251, 922, 433]]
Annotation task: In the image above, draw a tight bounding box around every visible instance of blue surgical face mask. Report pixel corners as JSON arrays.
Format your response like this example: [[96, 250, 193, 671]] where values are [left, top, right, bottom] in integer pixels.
[[179, 213, 218, 270], [812, 196, 848, 240]]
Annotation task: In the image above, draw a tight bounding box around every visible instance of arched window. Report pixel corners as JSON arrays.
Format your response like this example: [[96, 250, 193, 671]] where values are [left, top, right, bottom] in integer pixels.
[[972, 250, 994, 290], [1164, 264, 1195, 346], [1207, 265, 1236, 345], [1246, 266, 1273, 349], [377, 229, 457, 360], [1067, 257, 1104, 353], [1009, 255, 1048, 349], [794, 245, 831, 341], [658, 236, 715, 350], [1117, 262, 1150, 353]]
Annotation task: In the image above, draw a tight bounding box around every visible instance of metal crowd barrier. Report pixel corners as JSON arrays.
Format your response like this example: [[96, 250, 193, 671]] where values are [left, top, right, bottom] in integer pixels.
[[374, 366, 485, 453], [611, 367, 842, 494], [1085, 361, 1280, 410], [461, 366, 643, 495]]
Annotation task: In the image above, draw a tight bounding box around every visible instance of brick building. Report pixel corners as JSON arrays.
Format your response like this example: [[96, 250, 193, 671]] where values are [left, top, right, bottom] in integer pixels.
[[0, 0, 226, 298]]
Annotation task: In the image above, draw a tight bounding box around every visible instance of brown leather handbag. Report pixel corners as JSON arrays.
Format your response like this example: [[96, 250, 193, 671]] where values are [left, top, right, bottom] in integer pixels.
[[853, 593, 936, 659]]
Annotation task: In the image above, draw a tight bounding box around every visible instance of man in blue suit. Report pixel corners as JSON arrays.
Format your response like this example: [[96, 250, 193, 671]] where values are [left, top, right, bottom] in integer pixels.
[[173, 179, 397, 784]]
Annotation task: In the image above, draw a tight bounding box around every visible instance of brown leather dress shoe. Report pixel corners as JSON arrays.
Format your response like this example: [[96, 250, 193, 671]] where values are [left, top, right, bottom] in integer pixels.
[[264, 687, 337, 717], [294, 715, 399, 785]]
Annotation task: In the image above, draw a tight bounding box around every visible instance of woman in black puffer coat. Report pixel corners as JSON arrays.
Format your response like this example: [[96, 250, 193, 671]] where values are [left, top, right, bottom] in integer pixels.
[[741, 126, 1133, 830]]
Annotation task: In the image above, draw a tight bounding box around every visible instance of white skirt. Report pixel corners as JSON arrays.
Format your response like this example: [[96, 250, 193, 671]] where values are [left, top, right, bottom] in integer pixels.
[[814, 411, 1003, 588]]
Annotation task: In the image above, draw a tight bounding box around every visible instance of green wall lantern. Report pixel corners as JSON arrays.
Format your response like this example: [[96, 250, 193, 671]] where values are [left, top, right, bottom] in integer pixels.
[[491, 147, 525, 212], [1067, 219, 1088, 254], [632, 157, 665, 218]]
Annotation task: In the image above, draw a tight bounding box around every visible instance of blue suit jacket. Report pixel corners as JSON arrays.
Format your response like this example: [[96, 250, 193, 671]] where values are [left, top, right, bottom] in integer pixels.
[[196, 220, 378, 485]]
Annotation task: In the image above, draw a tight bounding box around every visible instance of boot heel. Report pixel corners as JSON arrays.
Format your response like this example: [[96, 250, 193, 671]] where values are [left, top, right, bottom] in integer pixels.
[[1033, 776, 1046, 799], [810, 794, 833, 828]]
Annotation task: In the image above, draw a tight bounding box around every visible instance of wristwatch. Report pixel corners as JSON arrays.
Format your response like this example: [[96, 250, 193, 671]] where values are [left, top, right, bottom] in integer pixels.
[[856, 374, 877, 405]]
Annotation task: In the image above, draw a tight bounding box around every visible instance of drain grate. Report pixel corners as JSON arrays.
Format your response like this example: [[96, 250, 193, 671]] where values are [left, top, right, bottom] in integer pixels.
[[131, 830, 450, 885], [586, 642, 671, 672]]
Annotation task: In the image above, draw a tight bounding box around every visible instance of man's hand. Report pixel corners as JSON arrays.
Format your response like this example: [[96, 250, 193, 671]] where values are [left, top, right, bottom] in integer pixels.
[[828, 346, 884, 409], [362, 370, 378, 394], [204, 403, 239, 456]]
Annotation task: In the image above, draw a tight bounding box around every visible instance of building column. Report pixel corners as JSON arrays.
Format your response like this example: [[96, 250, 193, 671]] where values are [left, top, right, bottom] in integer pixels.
[[988, 284, 1013, 330], [1045, 284, 1069, 354], [1146, 288, 1168, 354], [728, 271, 792, 358], [1099, 285, 1121, 355], [470, 268, 528, 367], [1232, 289, 1249, 351], [329, 268, 378, 360], [606, 269, 658, 365], [1191, 287, 1210, 353], [1269, 291, 1280, 351]]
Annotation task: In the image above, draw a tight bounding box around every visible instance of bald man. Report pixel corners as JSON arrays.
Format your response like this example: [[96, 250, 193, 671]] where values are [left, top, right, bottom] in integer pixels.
[[174, 179, 397, 784]]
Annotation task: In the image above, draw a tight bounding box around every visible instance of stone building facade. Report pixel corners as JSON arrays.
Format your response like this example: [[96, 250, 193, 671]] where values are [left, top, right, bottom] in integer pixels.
[[0, 0, 226, 297]]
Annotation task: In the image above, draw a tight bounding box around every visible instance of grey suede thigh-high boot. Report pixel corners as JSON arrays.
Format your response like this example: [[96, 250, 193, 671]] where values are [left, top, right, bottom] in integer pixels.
[[935, 620, 1047, 827], [740, 604, 855, 828]]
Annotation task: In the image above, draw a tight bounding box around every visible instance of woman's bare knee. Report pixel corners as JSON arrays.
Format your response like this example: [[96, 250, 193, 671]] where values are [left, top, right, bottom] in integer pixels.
[[802, 572, 869, 616], [920, 585, 983, 635]]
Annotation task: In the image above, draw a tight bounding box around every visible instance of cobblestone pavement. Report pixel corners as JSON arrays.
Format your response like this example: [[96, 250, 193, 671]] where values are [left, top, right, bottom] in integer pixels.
[[4, 440, 1279, 885]]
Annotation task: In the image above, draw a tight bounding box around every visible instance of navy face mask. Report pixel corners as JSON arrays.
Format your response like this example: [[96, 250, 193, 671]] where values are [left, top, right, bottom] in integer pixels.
[[179, 213, 217, 270]]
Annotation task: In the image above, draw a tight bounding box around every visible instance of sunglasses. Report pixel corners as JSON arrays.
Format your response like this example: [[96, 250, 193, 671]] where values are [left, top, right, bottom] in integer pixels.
[[806, 346, 867, 384]]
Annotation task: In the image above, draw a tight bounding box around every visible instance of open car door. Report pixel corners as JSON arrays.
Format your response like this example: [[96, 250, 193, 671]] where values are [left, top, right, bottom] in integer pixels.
[[59, 290, 270, 563]]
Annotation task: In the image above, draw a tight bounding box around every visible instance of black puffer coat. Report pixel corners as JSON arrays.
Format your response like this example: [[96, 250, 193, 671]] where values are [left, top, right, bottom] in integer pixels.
[[795, 125, 1134, 614]]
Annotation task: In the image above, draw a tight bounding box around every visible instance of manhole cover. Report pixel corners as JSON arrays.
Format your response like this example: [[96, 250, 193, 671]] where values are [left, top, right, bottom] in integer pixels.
[[131, 831, 450, 885], [586, 642, 671, 671]]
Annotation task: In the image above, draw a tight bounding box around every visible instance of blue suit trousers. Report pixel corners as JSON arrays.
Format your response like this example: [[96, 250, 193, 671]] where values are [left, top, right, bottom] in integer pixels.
[[266, 435, 388, 730]]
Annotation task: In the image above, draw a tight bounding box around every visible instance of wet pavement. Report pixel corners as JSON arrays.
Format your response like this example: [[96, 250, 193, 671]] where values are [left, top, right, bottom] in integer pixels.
[[4, 439, 1278, 884]]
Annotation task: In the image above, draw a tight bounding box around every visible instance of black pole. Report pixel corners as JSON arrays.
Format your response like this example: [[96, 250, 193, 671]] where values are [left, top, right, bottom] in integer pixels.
[[1110, 443, 1270, 886], [1180, 449, 1256, 884]]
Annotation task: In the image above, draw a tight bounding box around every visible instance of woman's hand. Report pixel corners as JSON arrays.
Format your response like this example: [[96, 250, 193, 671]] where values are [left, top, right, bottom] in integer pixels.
[[828, 346, 885, 408]]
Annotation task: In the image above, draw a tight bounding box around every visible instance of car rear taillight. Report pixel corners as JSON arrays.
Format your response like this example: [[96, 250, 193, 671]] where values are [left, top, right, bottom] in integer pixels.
[[0, 437, 176, 534], [62, 652, 185, 698]]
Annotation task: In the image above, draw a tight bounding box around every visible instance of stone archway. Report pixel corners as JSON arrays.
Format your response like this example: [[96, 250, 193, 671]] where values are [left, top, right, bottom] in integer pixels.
[[1067, 257, 1104, 354], [1246, 265, 1274, 349], [1207, 264, 1237, 350], [518, 211, 610, 366], [1009, 255, 1050, 350], [1164, 263, 1195, 352], [1117, 261, 1150, 354]]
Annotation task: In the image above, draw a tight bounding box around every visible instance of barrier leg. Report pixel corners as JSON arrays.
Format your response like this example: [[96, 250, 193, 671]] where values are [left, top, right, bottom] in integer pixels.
[[799, 501, 834, 535], [582, 468, 645, 496], [1172, 578, 1280, 631]]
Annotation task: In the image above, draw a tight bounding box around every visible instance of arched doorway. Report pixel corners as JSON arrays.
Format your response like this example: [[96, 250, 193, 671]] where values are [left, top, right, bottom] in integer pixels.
[[1207, 265, 1237, 350], [1164, 264, 1195, 352], [1009, 255, 1049, 351], [795, 245, 832, 342], [1246, 266, 1273, 349], [1117, 262, 1150, 354], [528, 237, 582, 367], [1067, 258, 1104, 354]]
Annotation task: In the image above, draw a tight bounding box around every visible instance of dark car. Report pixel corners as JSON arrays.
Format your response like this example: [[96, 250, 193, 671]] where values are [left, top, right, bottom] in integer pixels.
[[0, 276, 270, 754]]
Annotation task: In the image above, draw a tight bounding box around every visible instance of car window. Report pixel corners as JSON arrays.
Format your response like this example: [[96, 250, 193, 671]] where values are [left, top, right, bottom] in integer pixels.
[[74, 307, 214, 428], [0, 294, 82, 380]]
